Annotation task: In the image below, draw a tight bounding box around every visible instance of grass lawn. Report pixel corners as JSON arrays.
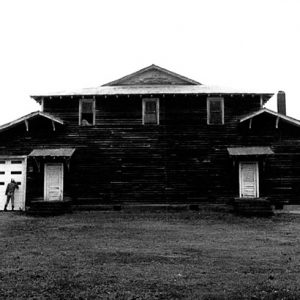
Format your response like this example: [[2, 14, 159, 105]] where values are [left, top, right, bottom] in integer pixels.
[[0, 210, 300, 299]]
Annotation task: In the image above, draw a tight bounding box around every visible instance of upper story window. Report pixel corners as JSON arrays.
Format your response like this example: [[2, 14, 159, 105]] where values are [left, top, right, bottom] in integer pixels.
[[79, 99, 96, 126], [142, 98, 159, 125], [207, 97, 224, 125]]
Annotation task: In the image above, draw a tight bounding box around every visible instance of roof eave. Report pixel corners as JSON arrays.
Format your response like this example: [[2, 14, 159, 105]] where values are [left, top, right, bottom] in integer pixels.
[[31, 91, 274, 98]]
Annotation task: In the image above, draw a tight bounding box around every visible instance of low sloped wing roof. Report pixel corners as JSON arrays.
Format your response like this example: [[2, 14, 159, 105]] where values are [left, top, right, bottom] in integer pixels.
[[240, 108, 300, 127], [0, 111, 64, 133]]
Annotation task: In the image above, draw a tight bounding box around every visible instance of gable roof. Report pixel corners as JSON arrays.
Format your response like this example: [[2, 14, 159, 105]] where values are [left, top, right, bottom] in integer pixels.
[[240, 108, 300, 127], [102, 64, 201, 86], [0, 111, 64, 133], [30, 64, 274, 102]]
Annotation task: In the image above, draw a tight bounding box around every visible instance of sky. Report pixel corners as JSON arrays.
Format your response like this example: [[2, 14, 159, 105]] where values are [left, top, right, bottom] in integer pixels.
[[0, 0, 299, 124]]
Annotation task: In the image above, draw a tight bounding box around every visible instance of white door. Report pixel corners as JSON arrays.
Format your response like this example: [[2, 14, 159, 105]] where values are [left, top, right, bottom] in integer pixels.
[[44, 163, 64, 201], [0, 158, 27, 211], [239, 162, 259, 198]]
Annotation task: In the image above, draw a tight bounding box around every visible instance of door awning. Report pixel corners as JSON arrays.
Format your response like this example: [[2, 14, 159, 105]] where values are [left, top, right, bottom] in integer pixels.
[[227, 147, 273, 156], [29, 148, 76, 158], [28, 148, 76, 172]]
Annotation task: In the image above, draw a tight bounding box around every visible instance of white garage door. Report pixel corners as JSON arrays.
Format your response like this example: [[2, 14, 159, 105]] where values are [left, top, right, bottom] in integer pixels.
[[0, 157, 26, 211]]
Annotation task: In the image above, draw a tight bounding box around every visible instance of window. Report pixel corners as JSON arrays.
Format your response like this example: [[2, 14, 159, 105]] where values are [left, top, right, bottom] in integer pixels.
[[142, 98, 159, 125], [207, 97, 224, 125], [11, 160, 23, 164], [79, 99, 96, 126]]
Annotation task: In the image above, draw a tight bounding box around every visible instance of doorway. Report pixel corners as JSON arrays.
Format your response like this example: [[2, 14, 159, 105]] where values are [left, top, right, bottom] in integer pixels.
[[44, 163, 64, 201], [239, 162, 259, 198]]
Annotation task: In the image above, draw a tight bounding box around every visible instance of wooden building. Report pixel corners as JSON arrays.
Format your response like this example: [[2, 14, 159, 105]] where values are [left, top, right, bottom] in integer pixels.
[[0, 65, 300, 212]]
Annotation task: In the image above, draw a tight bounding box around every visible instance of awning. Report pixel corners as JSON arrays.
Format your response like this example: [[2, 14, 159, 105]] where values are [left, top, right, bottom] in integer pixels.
[[28, 148, 75, 171], [227, 147, 273, 156], [29, 148, 76, 157]]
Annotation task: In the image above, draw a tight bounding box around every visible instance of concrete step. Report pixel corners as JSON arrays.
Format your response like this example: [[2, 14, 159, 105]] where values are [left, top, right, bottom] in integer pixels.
[[233, 197, 273, 216], [282, 205, 300, 214], [26, 200, 72, 216]]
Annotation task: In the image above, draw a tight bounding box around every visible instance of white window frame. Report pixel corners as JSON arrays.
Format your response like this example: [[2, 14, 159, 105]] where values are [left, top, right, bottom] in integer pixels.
[[142, 98, 160, 125], [207, 97, 224, 125], [79, 98, 96, 126], [239, 161, 259, 198]]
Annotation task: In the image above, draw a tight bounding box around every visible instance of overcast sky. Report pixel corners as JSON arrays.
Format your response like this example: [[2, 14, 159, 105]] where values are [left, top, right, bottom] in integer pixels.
[[0, 0, 299, 124]]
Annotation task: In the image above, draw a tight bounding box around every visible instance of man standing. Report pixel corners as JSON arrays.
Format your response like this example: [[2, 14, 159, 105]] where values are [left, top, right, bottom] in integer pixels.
[[4, 179, 19, 211]]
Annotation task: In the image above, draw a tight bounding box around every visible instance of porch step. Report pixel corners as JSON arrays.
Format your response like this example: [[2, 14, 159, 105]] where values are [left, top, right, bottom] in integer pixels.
[[282, 205, 300, 214], [71, 204, 191, 212], [233, 198, 273, 216], [71, 203, 231, 212], [26, 200, 72, 216]]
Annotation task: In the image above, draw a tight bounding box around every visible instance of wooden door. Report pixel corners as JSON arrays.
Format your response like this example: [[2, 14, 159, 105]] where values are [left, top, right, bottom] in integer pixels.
[[44, 163, 63, 201], [239, 162, 259, 198]]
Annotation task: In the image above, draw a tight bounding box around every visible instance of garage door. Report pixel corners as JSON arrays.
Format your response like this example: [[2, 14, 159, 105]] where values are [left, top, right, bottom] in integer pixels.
[[0, 158, 26, 211]]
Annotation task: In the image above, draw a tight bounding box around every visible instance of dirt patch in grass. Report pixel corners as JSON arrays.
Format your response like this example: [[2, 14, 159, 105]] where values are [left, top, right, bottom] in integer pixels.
[[0, 211, 300, 299]]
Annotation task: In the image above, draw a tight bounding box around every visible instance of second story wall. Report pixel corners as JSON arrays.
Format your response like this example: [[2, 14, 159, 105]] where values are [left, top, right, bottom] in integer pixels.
[[42, 94, 262, 128]]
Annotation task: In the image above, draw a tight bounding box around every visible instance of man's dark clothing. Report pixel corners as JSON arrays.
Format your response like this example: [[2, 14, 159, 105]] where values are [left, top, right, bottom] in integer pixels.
[[4, 182, 19, 211]]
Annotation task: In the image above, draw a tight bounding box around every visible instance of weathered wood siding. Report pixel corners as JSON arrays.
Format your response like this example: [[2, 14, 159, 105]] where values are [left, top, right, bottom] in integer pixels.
[[0, 94, 299, 206], [239, 114, 300, 205]]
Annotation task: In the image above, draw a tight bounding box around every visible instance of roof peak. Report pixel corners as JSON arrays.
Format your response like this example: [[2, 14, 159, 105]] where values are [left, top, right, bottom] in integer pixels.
[[102, 64, 201, 87]]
